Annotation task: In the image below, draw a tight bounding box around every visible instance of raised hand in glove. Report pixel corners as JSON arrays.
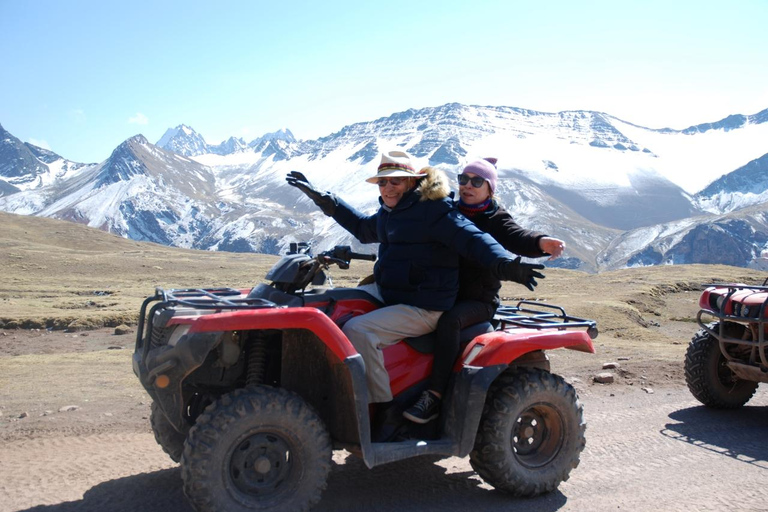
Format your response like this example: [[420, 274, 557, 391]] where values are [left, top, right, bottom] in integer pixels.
[[494, 256, 545, 291], [286, 171, 337, 216]]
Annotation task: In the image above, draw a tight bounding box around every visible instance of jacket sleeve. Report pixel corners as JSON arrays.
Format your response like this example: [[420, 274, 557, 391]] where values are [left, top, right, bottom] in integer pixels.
[[430, 203, 510, 267], [331, 196, 380, 244], [489, 208, 547, 258]]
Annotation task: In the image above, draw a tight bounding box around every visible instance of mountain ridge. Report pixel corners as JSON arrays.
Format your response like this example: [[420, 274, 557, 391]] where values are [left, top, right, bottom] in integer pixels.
[[1, 102, 767, 272]]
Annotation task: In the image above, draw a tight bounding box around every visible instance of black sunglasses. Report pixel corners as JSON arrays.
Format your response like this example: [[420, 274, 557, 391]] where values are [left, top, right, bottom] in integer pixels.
[[377, 177, 406, 187], [458, 174, 487, 188]]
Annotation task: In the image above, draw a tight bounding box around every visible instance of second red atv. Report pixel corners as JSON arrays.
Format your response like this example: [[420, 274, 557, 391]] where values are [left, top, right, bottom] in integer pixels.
[[133, 243, 598, 512], [685, 279, 768, 408]]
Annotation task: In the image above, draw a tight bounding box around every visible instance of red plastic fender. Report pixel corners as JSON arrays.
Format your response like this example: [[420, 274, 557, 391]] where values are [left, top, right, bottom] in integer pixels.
[[179, 307, 358, 361], [699, 288, 716, 310], [383, 343, 433, 398], [461, 329, 595, 367]]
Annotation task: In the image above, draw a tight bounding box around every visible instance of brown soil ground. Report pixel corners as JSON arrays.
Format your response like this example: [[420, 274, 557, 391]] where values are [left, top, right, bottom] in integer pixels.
[[1, 211, 767, 511]]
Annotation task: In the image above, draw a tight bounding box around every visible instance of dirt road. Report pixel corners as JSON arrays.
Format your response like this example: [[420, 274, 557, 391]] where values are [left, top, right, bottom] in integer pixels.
[[2, 379, 766, 511], [3, 209, 768, 511]]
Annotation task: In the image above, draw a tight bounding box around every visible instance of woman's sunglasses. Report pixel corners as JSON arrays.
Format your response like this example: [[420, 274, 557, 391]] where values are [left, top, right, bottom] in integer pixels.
[[377, 177, 406, 187], [458, 174, 487, 188]]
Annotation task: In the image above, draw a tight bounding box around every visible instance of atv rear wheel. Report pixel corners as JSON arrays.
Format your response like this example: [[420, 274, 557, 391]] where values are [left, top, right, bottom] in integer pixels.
[[469, 367, 585, 497], [181, 385, 331, 512], [150, 401, 186, 463], [684, 324, 758, 408]]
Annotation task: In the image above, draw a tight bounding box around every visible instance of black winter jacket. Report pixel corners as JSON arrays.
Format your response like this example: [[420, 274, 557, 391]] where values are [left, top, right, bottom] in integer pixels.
[[331, 190, 512, 311], [458, 200, 547, 306]]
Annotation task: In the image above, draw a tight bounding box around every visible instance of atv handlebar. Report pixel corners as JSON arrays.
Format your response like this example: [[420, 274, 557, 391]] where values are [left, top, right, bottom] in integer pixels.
[[325, 245, 376, 263], [349, 251, 376, 261]]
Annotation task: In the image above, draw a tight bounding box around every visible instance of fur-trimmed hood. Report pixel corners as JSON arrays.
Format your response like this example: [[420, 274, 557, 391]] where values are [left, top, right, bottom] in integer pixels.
[[415, 166, 450, 201]]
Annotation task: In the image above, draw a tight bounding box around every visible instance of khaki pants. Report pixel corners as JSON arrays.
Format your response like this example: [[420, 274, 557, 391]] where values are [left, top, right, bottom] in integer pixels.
[[343, 302, 443, 403]]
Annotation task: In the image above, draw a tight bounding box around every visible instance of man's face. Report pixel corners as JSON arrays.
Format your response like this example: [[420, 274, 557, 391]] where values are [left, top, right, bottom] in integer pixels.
[[377, 177, 414, 208]]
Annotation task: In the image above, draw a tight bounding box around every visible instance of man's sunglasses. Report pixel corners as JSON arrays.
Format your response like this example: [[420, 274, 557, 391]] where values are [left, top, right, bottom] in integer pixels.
[[458, 174, 487, 188], [377, 177, 406, 187]]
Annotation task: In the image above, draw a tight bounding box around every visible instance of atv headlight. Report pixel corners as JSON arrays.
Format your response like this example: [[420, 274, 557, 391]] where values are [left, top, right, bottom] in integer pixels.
[[715, 295, 725, 311], [168, 324, 191, 347]]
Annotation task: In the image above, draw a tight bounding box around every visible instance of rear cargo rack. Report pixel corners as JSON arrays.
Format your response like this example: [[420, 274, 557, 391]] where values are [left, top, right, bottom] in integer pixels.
[[495, 301, 598, 339]]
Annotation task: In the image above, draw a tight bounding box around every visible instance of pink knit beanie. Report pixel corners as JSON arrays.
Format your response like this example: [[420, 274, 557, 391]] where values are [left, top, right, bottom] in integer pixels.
[[462, 158, 498, 193]]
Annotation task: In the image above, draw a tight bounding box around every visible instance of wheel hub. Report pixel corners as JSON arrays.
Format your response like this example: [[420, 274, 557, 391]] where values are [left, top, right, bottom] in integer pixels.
[[229, 432, 294, 496], [253, 456, 272, 474], [512, 403, 564, 468]]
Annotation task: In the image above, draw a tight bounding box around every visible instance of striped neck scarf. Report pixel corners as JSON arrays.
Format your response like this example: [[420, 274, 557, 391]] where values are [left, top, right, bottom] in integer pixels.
[[458, 198, 492, 217]]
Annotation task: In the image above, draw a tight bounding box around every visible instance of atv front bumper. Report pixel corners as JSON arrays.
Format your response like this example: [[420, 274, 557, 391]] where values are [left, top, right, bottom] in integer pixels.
[[133, 330, 223, 432]]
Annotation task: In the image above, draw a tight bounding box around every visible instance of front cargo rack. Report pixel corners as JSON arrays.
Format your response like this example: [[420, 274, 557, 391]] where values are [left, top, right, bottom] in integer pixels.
[[136, 287, 281, 356], [495, 301, 598, 339], [156, 287, 284, 309]]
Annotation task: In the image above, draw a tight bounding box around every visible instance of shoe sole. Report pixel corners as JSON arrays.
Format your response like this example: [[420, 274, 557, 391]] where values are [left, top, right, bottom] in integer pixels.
[[402, 411, 438, 424]]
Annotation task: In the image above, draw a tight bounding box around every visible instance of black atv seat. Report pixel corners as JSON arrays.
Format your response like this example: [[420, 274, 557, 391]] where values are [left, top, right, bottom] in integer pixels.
[[404, 321, 494, 354]]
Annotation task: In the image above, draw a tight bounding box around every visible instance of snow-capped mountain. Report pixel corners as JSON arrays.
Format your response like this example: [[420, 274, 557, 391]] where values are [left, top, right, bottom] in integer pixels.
[[1, 103, 767, 272], [0, 123, 96, 198], [597, 204, 768, 269], [248, 128, 296, 148], [2, 135, 217, 245], [210, 136, 248, 155], [0, 123, 48, 192], [695, 152, 768, 214], [157, 125, 296, 158], [156, 124, 210, 157]]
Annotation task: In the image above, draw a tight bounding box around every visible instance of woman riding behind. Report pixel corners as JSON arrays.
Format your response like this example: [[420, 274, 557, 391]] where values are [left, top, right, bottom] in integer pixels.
[[403, 157, 565, 423]]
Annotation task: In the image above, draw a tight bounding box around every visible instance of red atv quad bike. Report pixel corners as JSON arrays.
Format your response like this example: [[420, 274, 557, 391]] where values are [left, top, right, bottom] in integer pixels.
[[133, 243, 598, 512], [685, 279, 768, 408]]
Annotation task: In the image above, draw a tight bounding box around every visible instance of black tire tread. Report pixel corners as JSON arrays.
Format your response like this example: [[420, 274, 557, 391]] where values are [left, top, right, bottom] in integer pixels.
[[150, 401, 186, 463], [684, 324, 758, 409], [181, 385, 331, 512], [469, 367, 585, 497]]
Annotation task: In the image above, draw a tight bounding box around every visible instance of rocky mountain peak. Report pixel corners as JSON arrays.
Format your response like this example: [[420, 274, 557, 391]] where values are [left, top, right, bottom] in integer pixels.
[[156, 125, 208, 157], [248, 128, 296, 148], [0, 123, 48, 182], [2, 102, 768, 270], [210, 136, 248, 155], [96, 135, 153, 186], [25, 143, 63, 164]]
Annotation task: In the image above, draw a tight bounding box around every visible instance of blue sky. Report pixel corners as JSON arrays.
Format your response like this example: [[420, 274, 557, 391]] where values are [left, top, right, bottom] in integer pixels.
[[1, 0, 766, 163]]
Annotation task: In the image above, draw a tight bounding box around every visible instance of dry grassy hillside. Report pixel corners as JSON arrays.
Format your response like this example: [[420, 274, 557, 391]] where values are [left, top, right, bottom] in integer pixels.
[[0, 211, 370, 329], [1, 210, 765, 344]]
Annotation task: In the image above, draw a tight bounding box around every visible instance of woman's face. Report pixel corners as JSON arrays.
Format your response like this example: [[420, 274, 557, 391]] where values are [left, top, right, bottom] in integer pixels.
[[378, 177, 414, 208], [459, 172, 491, 204]]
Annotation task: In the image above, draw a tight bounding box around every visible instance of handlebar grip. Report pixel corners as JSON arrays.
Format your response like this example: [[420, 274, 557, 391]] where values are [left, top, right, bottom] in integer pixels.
[[349, 251, 376, 261]]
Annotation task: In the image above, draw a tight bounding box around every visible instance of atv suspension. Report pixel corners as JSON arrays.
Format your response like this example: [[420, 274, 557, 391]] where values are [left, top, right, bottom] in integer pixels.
[[246, 334, 268, 386]]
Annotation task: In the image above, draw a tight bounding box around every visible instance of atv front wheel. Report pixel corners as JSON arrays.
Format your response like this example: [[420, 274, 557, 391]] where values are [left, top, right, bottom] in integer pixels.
[[684, 324, 758, 408], [469, 367, 585, 497], [181, 385, 331, 512], [150, 401, 187, 463]]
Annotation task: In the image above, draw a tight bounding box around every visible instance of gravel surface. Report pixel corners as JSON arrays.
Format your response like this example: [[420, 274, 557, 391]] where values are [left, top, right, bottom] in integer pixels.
[[1, 329, 766, 512]]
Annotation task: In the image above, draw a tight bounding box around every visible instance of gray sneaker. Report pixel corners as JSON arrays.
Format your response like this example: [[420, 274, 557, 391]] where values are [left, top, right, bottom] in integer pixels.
[[403, 390, 440, 424]]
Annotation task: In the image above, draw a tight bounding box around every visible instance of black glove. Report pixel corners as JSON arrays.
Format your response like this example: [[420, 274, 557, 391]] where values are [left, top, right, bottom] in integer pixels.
[[286, 171, 337, 216], [494, 256, 545, 291]]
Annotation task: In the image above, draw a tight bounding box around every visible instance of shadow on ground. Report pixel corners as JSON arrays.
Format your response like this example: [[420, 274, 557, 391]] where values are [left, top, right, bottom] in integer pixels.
[[20, 454, 576, 512], [662, 403, 768, 467]]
